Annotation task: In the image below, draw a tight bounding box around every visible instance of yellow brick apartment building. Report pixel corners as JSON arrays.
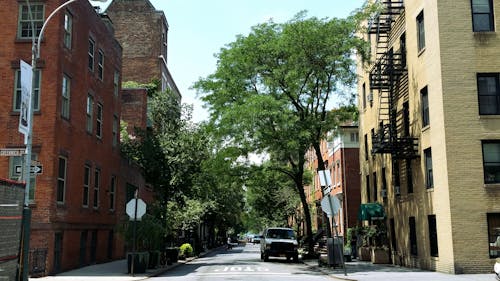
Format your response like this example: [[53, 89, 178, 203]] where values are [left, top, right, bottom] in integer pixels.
[[357, 0, 500, 274]]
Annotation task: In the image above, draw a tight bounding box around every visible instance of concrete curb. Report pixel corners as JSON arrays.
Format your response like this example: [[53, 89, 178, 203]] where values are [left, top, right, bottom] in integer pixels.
[[142, 246, 225, 279], [301, 259, 357, 281]]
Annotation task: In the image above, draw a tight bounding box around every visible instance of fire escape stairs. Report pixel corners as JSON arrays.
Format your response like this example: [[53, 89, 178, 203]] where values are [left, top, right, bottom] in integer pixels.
[[368, 0, 418, 160]]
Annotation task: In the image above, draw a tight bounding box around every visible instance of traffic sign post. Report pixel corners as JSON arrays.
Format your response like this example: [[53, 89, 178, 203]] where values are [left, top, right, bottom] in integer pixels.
[[126, 192, 147, 276]]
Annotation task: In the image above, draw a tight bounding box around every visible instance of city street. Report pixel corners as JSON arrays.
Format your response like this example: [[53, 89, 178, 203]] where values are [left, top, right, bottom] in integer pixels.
[[154, 243, 329, 281]]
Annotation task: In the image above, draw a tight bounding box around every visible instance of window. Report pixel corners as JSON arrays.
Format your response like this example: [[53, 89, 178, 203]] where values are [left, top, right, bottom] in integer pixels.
[[350, 132, 359, 142], [394, 160, 401, 194], [113, 71, 120, 97], [61, 75, 71, 119], [83, 165, 90, 207], [64, 12, 72, 49], [97, 50, 104, 80], [90, 230, 97, 263], [373, 172, 378, 202], [362, 83, 367, 109], [366, 175, 371, 202], [86, 95, 93, 133], [483, 141, 500, 184], [96, 103, 103, 138], [112, 115, 118, 147], [14, 69, 41, 111], [424, 148, 433, 188], [487, 213, 500, 258], [57, 157, 67, 203], [162, 26, 168, 57], [10, 155, 36, 201], [126, 183, 137, 202], [382, 167, 387, 192], [477, 74, 500, 115], [417, 11, 425, 52], [409, 216, 418, 256], [400, 32, 407, 68], [79, 231, 87, 266], [88, 38, 95, 72], [428, 215, 439, 257], [406, 159, 414, 194], [421, 86, 429, 127], [18, 3, 44, 39], [93, 168, 100, 208], [472, 0, 495, 32], [364, 134, 369, 160], [109, 175, 116, 211], [390, 218, 397, 251], [336, 162, 341, 185], [403, 101, 410, 136]]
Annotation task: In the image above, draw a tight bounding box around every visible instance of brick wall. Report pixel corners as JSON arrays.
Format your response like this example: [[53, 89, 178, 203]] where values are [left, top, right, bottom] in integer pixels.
[[357, 0, 500, 274], [106, 0, 164, 84], [121, 88, 148, 136], [0, 0, 146, 275]]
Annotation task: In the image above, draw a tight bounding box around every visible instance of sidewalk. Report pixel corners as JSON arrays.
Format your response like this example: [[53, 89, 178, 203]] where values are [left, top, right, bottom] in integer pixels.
[[302, 259, 497, 281], [29, 248, 219, 281]]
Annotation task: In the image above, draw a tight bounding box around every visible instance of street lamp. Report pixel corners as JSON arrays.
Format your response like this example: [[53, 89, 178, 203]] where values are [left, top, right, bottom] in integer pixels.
[[20, 1, 107, 280]]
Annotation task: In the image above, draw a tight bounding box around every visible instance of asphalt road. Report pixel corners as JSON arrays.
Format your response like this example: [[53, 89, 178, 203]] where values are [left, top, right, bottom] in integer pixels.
[[153, 243, 331, 281]]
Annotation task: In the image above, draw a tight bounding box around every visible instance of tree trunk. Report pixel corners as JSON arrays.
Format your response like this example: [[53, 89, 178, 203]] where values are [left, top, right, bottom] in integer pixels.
[[295, 176, 314, 254], [293, 152, 315, 255], [312, 141, 332, 238]]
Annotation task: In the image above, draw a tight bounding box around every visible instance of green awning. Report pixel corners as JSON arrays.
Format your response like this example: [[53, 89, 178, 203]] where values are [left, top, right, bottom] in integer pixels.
[[357, 203, 386, 221]]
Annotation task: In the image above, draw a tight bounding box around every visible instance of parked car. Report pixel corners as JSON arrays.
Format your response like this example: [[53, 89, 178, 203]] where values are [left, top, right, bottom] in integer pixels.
[[260, 227, 299, 262], [253, 234, 263, 244]]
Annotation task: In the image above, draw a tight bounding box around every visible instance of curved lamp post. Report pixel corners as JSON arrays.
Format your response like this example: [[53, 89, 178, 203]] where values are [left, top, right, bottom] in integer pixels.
[[21, 1, 107, 280]]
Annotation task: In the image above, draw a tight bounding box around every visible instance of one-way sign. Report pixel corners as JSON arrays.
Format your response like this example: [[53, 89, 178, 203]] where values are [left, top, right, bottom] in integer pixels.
[[15, 165, 43, 175]]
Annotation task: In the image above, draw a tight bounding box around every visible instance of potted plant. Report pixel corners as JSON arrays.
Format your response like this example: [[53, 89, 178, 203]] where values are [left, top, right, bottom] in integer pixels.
[[178, 243, 193, 260], [356, 226, 372, 261], [121, 214, 165, 273], [370, 222, 390, 264]]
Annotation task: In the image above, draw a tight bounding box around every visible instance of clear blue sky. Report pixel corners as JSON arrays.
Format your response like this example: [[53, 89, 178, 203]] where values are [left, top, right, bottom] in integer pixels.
[[100, 0, 365, 122]]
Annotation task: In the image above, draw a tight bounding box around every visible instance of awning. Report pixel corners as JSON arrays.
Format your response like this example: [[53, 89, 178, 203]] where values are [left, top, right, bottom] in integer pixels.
[[357, 203, 386, 221]]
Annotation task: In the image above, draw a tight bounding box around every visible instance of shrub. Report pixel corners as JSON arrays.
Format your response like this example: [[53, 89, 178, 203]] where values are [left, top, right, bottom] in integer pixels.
[[179, 243, 193, 258]]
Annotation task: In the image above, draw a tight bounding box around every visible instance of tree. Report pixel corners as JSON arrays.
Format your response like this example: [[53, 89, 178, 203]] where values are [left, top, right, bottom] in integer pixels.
[[194, 8, 371, 252]]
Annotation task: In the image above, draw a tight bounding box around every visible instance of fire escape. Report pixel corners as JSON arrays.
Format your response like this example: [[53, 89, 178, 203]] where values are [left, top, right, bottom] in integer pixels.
[[368, 0, 418, 160]]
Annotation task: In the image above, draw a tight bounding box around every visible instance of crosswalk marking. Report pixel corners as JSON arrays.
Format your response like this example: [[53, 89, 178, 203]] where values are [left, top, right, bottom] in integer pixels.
[[213, 266, 269, 272]]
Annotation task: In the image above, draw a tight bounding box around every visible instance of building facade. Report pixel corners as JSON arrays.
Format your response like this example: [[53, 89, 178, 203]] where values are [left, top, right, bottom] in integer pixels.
[[304, 124, 361, 238], [357, 0, 500, 274], [0, 0, 147, 276], [105, 0, 181, 100]]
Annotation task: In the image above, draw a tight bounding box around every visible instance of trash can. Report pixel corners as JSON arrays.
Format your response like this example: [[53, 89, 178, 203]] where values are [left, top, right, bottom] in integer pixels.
[[327, 237, 344, 267]]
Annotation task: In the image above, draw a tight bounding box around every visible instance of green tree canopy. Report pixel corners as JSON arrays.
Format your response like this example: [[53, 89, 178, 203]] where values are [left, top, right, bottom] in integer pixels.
[[194, 8, 371, 252]]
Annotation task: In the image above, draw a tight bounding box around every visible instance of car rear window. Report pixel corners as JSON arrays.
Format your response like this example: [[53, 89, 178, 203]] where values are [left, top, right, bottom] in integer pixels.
[[266, 229, 295, 239]]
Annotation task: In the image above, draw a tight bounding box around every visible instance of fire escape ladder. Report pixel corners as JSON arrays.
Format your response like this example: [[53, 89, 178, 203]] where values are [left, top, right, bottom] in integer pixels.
[[368, 0, 417, 159]]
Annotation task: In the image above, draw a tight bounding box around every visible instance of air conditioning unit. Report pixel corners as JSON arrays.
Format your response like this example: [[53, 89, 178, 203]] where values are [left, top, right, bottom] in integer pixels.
[[395, 186, 401, 196], [381, 189, 387, 198], [367, 93, 373, 102]]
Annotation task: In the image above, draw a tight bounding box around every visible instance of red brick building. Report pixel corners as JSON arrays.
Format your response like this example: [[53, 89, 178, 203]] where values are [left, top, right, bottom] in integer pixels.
[[304, 122, 361, 237], [106, 0, 181, 100], [0, 0, 147, 276]]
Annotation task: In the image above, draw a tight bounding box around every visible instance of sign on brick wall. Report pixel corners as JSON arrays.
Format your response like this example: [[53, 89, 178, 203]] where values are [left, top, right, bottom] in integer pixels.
[[0, 178, 25, 280]]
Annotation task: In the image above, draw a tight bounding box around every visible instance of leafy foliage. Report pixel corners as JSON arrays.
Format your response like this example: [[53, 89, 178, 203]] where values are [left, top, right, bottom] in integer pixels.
[[194, 9, 372, 250], [244, 164, 300, 232]]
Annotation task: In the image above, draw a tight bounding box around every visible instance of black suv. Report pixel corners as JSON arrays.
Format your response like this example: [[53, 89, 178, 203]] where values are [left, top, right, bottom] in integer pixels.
[[260, 227, 299, 262]]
